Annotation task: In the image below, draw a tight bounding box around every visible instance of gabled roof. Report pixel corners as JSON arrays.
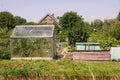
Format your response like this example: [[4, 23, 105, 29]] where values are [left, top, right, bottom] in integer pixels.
[[11, 25, 55, 38], [39, 13, 62, 28]]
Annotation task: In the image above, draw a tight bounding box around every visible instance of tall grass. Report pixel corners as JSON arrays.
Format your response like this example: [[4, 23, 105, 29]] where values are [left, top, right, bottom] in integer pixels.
[[0, 60, 120, 80]]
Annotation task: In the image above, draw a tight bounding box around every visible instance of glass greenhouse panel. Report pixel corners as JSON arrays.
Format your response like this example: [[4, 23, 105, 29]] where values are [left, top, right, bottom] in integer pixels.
[[10, 25, 56, 59], [11, 25, 54, 38]]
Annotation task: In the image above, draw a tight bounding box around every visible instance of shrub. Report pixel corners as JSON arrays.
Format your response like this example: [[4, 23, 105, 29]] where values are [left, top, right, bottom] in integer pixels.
[[0, 37, 10, 59], [0, 46, 10, 59], [100, 38, 118, 50]]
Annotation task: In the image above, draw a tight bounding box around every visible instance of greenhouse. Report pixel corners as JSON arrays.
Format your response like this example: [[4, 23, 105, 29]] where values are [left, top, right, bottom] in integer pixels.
[[10, 25, 56, 60]]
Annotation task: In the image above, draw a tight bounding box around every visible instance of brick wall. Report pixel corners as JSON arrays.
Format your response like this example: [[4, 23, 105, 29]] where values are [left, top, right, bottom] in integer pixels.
[[65, 50, 111, 61]]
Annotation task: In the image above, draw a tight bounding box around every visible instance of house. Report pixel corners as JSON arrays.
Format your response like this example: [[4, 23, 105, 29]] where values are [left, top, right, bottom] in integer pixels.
[[39, 13, 62, 29]]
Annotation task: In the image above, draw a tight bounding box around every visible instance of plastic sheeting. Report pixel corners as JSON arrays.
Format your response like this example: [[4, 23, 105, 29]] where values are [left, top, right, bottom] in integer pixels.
[[110, 47, 120, 60]]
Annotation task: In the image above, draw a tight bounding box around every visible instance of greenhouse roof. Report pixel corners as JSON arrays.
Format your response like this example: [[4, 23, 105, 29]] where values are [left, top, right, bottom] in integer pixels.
[[11, 25, 55, 38]]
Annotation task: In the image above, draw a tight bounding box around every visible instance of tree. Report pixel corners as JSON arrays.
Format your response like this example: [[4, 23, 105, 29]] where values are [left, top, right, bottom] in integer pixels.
[[91, 19, 103, 31], [60, 11, 83, 30], [116, 12, 120, 21], [68, 20, 89, 45], [59, 11, 90, 45], [103, 19, 120, 40], [14, 16, 26, 25], [0, 11, 15, 29], [87, 31, 118, 50]]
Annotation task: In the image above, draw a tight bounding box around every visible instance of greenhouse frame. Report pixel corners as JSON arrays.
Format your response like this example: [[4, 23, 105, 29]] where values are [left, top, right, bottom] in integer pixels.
[[10, 25, 56, 60]]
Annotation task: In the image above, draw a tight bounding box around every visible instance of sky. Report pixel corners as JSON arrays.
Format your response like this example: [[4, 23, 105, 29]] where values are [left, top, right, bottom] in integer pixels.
[[0, 0, 120, 23]]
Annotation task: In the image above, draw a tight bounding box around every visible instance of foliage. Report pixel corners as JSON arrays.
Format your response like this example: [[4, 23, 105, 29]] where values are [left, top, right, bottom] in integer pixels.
[[11, 38, 52, 57], [57, 30, 68, 42], [0, 11, 28, 29], [91, 19, 103, 31], [68, 46, 75, 52], [0, 27, 13, 37], [0, 46, 10, 59], [68, 29, 88, 45], [68, 21, 89, 45], [14, 16, 26, 25], [56, 42, 68, 54], [59, 11, 90, 45], [0, 27, 12, 60], [88, 12, 120, 49], [25, 21, 37, 25], [0, 27, 9, 36], [88, 32, 118, 50], [100, 38, 118, 50], [88, 32, 105, 43], [116, 12, 120, 21], [0, 11, 15, 29], [0, 38, 10, 59], [60, 11, 83, 30], [0, 60, 120, 80], [103, 19, 120, 40]]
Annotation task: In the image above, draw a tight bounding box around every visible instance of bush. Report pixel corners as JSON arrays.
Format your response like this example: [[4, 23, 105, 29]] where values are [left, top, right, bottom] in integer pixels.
[[100, 38, 118, 50], [0, 37, 10, 59], [0, 46, 10, 59]]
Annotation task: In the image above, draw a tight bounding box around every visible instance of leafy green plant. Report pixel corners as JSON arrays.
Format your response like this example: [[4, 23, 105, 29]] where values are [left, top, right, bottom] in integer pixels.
[[0, 37, 10, 59], [68, 46, 75, 52], [100, 38, 118, 50]]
